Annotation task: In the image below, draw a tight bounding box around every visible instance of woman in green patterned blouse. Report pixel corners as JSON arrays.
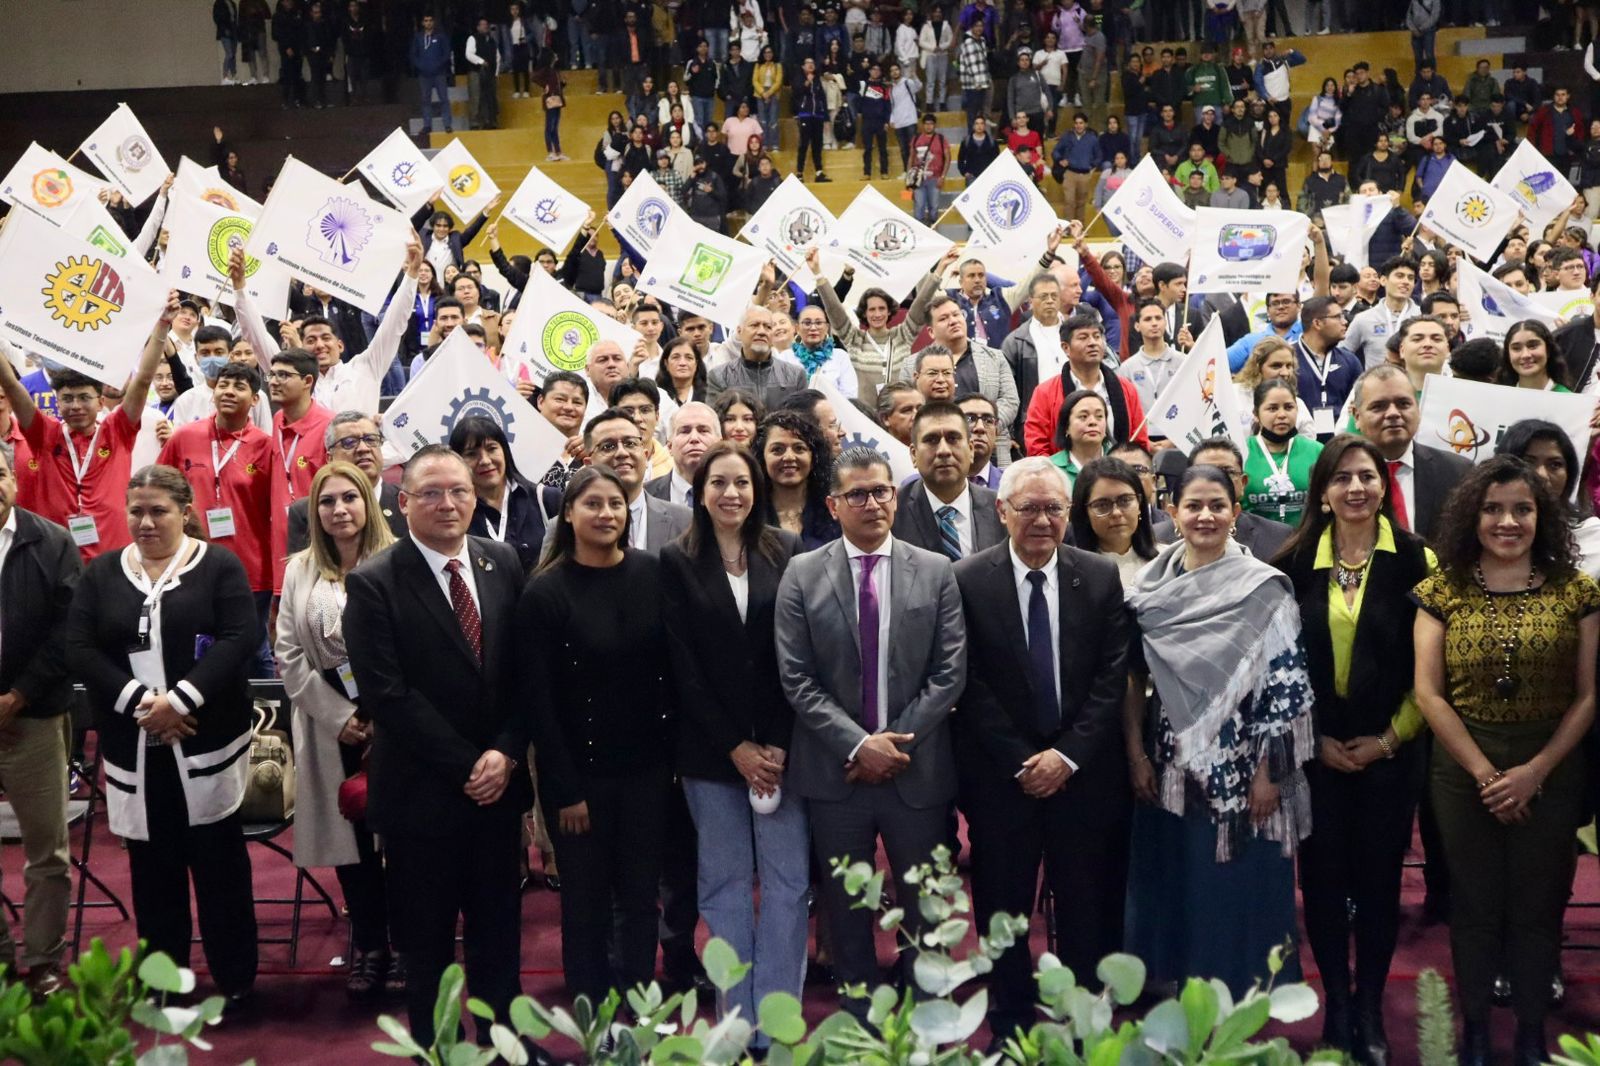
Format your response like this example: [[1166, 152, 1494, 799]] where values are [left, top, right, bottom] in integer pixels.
[[1413, 455, 1600, 1066]]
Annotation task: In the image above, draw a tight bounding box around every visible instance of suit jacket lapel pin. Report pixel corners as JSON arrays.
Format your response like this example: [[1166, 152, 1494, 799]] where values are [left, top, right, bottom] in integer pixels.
[[477, 555, 494, 572], [1071, 576, 1081, 588]]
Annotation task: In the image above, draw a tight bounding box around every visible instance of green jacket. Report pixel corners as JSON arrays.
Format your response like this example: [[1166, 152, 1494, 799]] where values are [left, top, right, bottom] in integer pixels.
[[1175, 158, 1219, 193], [1464, 71, 1497, 114], [1186, 60, 1231, 112], [1217, 121, 1255, 166]]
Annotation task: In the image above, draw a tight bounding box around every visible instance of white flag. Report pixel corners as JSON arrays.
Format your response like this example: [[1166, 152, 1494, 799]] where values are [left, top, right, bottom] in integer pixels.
[[1187, 207, 1310, 296], [501, 267, 644, 385], [824, 185, 953, 302], [1527, 287, 1596, 322], [78, 104, 170, 205], [818, 378, 915, 483], [952, 150, 1059, 266], [1320, 194, 1391, 270], [502, 164, 590, 254], [429, 139, 500, 222], [1492, 140, 1579, 233], [1100, 155, 1197, 267], [638, 212, 767, 330], [0, 144, 108, 224], [1418, 375, 1594, 494], [174, 155, 259, 214], [356, 128, 444, 214], [1416, 161, 1521, 262], [59, 196, 152, 269], [244, 156, 412, 316], [161, 193, 293, 320], [1147, 318, 1247, 452], [606, 170, 684, 258], [738, 174, 836, 286], [384, 326, 567, 477], [0, 210, 169, 387], [1454, 258, 1559, 341]]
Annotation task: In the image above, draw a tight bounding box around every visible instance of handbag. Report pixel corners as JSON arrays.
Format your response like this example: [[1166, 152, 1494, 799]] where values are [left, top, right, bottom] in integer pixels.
[[238, 701, 296, 822], [337, 762, 368, 822]]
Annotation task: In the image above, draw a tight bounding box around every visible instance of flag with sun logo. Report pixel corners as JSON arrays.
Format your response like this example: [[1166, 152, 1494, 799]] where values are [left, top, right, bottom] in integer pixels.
[[1491, 140, 1578, 233], [0, 209, 168, 386], [428, 139, 500, 222], [0, 143, 109, 225], [637, 212, 766, 330], [1416, 161, 1521, 262]]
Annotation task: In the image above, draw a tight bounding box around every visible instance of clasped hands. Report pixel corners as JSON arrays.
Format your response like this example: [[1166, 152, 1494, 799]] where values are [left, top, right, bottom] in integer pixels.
[[136, 692, 198, 745], [1317, 734, 1390, 773], [844, 731, 914, 784], [732, 740, 786, 797], [1478, 763, 1543, 824], [464, 749, 511, 806]]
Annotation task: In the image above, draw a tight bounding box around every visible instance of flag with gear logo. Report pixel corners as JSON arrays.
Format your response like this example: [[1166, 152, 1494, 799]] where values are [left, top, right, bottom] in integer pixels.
[[500, 267, 643, 386], [0, 209, 169, 386], [356, 128, 445, 215], [429, 139, 500, 222], [502, 164, 589, 254]]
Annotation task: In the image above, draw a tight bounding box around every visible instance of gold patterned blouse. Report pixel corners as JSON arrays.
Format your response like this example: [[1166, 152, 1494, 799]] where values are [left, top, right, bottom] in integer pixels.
[[1412, 571, 1600, 723]]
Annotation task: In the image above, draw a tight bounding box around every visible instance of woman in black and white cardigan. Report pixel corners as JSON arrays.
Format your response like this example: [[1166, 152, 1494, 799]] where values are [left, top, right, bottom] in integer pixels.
[[64, 464, 261, 1003]]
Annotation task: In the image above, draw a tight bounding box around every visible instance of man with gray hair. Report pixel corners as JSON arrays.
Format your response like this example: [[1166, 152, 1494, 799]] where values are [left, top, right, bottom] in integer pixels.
[[775, 445, 966, 1017], [645, 401, 722, 507], [952, 453, 1130, 1046], [707, 305, 808, 409], [1347, 363, 1469, 542], [286, 412, 408, 554], [909, 293, 1021, 464]]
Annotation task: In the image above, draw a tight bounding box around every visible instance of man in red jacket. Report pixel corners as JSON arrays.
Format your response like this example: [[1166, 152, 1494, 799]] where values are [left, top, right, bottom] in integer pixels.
[[1023, 312, 1149, 456], [1527, 87, 1583, 180]]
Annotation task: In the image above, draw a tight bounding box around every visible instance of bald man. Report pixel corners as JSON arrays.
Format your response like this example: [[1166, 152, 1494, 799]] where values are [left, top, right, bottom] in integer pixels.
[[645, 401, 722, 507], [582, 340, 629, 425]]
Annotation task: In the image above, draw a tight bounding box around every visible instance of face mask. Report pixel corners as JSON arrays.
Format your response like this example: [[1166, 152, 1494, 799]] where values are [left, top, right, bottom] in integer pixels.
[[1259, 424, 1297, 445], [199, 355, 231, 380]]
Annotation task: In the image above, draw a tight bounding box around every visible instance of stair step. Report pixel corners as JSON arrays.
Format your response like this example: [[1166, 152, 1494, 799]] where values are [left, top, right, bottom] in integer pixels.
[[1457, 36, 1527, 55]]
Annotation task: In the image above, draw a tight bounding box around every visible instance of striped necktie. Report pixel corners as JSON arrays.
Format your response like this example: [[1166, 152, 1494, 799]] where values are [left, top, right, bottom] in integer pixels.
[[936, 505, 962, 561]]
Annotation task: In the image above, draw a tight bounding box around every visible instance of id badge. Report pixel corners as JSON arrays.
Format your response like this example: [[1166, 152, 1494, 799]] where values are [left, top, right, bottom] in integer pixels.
[[1311, 406, 1337, 437], [68, 514, 99, 547], [1265, 472, 1296, 496], [205, 507, 236, 538], [336, 661, 359, 700], [129, 605, 153, 652]]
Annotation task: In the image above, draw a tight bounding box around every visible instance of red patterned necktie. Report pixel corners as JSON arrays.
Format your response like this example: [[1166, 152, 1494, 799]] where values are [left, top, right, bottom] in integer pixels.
[[444, 559, 483, 663]]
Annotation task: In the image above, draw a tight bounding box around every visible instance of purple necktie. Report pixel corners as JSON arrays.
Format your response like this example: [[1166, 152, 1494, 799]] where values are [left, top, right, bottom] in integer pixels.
[[858, 554, 881, 732]]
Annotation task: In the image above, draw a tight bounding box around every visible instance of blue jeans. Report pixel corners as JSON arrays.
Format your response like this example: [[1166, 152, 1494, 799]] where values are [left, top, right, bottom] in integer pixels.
[[758, 96, 781, 146], [220, 36, 237, 79], [1411, 30, 1435, 73], [252, 592, 277, 680], [568, 17, 589, 66], [704, 26, 729, 62], [914, 175, 942, 224], [682, 778, 809, 1035], [419, 73, 451, 131], [692, 95, 716, 131], [1124, 112, 1147, 164], [545, 108, 562, 153]]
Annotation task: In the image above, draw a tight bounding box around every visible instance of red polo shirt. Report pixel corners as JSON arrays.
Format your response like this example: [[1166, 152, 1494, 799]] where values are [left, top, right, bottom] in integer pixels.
[[4, 415, 35, 514], [20, 406, 141, 559], [158, 417, 288, 594], [273, 401, 335, 502]]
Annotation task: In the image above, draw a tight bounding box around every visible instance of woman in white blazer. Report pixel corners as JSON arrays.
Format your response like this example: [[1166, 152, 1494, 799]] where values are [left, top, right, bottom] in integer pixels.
[[275, 460, 399, 1000]]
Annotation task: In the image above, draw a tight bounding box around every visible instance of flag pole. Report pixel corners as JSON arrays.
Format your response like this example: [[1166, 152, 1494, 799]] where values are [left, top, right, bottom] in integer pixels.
[[338, 164, 360, 183]]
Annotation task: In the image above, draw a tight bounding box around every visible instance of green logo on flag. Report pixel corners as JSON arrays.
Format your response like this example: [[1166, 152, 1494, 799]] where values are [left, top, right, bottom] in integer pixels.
[[680, 243, 733, 296], [207, 216, 258, 277], [540, 311, 599, 371], [86, 225, 127, 259]]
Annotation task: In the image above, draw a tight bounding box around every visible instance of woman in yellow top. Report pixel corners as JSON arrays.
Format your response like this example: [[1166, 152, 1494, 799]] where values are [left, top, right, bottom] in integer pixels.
[[753, 45, 784, 147], [1274, 435, 1434, 1063], [1413, 455, 1600, 1066]]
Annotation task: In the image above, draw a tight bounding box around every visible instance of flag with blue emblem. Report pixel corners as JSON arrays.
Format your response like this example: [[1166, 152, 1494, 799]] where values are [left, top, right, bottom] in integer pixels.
[[355, 128, 444, 215], [952, 150, 1058, 268], [1491, 140, 1578, 232]]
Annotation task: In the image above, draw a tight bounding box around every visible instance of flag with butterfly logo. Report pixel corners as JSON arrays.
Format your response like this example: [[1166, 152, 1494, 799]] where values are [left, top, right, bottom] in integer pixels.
[[952, 150, 1059, 267], [77, 104, 171, 205], [429, 139, 500, 221], [1491, 140, 1579, 233], [823, 185, 952, 301], [0, 143, 108, 224], [502, 164, 590, 254], [161, 192, 293, 319], [1146, 318, 1247, 450], [1416, 161, 1522, 262], [355, 128, 445, 214], [638, 212, 767, 330], [500, 267, 644, 385], [737, 174, 836, 288], [244, 156, 412, 316]]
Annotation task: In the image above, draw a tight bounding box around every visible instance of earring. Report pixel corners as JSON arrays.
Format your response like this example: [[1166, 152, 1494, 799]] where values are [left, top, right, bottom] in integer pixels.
[[1321, 502, 1332, 513]]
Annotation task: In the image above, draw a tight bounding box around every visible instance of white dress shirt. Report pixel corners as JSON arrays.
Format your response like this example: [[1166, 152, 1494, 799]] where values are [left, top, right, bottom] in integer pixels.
[[843, 534, 893, 750], [924, 482, 974, 556], [628, 494, 649, 550], [1008, 542, 1076, 771], [1028, 314, 1066, 382], [669, 469, 694, 508], [0, 509, 16, 664], [410, 534, 481, 613], [1389, 443, 1417, 533]]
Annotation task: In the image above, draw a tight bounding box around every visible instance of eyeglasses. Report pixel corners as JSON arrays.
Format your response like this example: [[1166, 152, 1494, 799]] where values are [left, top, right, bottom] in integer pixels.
[[834, 485, 895, 508], [964, 412, 998, 427], [406, 487, 474, 505], [592, 436, 645, 455], [1085, 493, 1140, 517], [332, 433, 383, 451], [267, 370, 301, 381], [920, 369, 956, 379], [1121, 463, 1152, 476], [618, 403, 657, 417], [1011, 502, 1066, 519]]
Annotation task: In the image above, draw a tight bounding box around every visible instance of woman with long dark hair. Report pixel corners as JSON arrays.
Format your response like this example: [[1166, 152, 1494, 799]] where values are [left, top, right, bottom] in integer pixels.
[[654, 335, 707, 427], [1498, 320, 1574, 393], [1414, 456, 1600, 1066], [755, 410, 839, 550], [1274, 435, 1433, 1059], [1068, 456, 1158, 588], [1498, 418, 1600, 576], [714, 389, 765, 448], [1048, 389, 1111, 490], [448, 416, 546, 573], [595, 110, 632, 208], [660, 441, 804, 1046], [518, 466, 674, 1002]]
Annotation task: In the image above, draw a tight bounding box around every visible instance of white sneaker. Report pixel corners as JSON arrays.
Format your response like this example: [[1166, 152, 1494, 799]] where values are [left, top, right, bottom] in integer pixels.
[[546, 152, 557, 161], [556, 153, 570, 161], [222, 76, 235, 85]]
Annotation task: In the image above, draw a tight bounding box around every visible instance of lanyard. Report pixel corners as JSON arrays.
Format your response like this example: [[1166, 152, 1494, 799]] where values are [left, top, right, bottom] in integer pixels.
[[1299, 341, 1334, 404], [211, 434, 243, 501], [861, 332, 891, 375], [63, 423, 104, 511], [485, 489, 512, 542], [278, 424, 301, 476], [1257, 434, 1295, 485]]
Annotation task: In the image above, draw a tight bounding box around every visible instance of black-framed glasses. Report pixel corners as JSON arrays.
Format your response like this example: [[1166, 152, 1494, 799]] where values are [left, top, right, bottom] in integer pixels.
[[592, 436, 646, 455], [1085, 493, 1140, 517], [964, 412, 998, 427], [834, 485, 895, 508], [332, 433, 383, 451]]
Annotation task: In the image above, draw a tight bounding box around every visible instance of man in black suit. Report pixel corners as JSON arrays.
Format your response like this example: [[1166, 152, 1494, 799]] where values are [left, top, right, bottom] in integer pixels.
[[286, 412, 406, 554], [0, 441, 81, 997], [1349, 365, 1471, 544], [1187, 439, 1293, 561], [343, 445, 533, 1046], [892, 401, 1006, 560], [953, 455, 1131, 1045]]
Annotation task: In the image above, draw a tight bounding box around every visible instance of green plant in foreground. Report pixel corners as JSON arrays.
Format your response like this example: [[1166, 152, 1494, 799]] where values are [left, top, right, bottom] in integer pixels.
[[1415, 968, 1457, 1066], [0, 938, 235, 1066], [376, 844, 1344, 1065]]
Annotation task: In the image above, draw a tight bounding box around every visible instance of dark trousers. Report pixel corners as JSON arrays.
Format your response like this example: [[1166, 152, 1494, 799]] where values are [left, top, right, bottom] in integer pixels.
[[894, 124, 915, 169], [1416, 731, 1451, 914], [385, 811, 524, 1044], [126, 745, 257, 996], [962, 759, 1130, 1039], [511, 43, 532, 95], [279, 49, 304, 105], [658, 778, 701, 982], [334, 741, 391, 953], [344, 51, 368, 101], [796, 118, 826, 175], [308, 53, 332, 104], [861, 120, 889, 175], [808, 784, 945, 1012], [547, 765, 671, 1002], [1432, 718, 1585, 1026], [1299, 752, 1419, 1008]]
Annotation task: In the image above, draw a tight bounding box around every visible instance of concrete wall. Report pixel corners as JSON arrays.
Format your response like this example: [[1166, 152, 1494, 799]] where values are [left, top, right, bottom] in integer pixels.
[[0, 0, 218, 94]]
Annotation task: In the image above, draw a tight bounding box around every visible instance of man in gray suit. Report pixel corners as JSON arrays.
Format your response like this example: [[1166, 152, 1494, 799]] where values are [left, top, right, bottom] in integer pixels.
[[775, 446, 967, 1014], [898, 294, 1020, 464], [579, 408, 692, 552], [893, 400, 1005, 560]]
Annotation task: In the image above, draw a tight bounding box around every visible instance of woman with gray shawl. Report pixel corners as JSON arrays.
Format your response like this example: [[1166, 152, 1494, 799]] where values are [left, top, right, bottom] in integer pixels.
[[1121, 464, 1316, 996]]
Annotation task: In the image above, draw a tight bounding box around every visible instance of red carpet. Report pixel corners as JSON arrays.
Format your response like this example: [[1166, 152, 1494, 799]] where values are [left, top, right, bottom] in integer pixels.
[[17, 821, 1600, 1065]]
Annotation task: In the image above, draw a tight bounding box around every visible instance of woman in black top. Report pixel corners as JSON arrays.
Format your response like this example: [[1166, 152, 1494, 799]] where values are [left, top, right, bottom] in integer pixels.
[[755, 410, 839, 551], [661, 441, 804, 1041], [1256, 106, 1293, 203], [64, 465, 260, 1004], [518, 466, 674, 1002], [449, 416, 547, 574]]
